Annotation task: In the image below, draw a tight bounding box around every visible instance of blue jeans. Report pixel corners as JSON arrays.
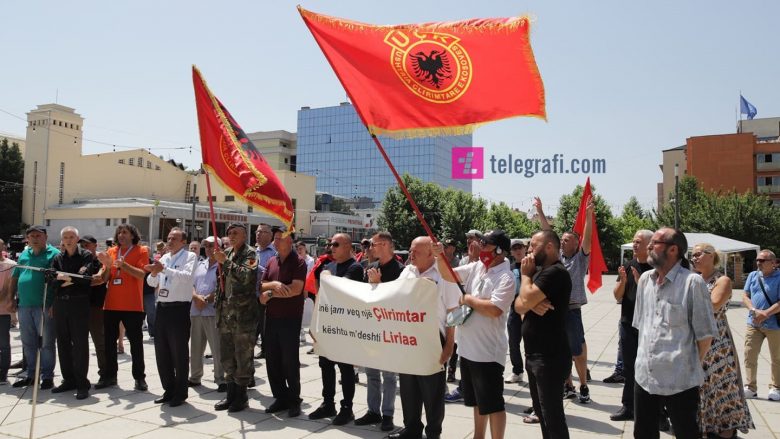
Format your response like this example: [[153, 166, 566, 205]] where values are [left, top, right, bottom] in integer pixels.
[[18, 306, 56, 380], [366, 367, 397, 416], [143, 293, 156, 337]]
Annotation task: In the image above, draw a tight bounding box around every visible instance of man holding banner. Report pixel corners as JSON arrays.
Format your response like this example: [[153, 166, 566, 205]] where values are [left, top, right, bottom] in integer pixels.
[[437, 230, 516, 439], [391, 237, 460, 439]]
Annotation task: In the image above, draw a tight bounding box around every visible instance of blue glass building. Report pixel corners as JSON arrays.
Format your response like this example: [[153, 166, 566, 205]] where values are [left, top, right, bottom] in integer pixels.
[[297, 103, 472, 205]]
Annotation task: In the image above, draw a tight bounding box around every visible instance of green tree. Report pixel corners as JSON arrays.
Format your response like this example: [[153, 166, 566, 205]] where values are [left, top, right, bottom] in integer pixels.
[[440, 188, 487, 251], [378, 174, 445, 249], [554, 184, 622, 267], [483, 202, 536, 239], [654, 176, 780, 253], [0, 138, 24, 240], [614, 196, 654, 246]]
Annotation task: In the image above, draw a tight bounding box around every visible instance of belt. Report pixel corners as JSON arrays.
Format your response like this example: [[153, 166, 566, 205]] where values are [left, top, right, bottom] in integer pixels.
[[56, 294, 89, 301], [157, 301, 190, 307]]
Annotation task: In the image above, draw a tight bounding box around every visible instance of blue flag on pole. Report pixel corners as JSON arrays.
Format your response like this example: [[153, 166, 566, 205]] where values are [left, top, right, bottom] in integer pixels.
[[740, 95, 757, 120]]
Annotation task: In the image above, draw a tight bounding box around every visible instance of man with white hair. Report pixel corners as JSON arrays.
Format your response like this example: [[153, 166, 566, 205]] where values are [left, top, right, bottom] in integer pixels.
[[50, 226, 95, 399]]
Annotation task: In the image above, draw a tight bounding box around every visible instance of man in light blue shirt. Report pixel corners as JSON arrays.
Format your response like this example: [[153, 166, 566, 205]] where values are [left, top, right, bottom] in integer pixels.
[[189, 236, 225, 392], [254, 223, 277, 361], [633, 228, 716, 439], [741, 249, 780, 401]]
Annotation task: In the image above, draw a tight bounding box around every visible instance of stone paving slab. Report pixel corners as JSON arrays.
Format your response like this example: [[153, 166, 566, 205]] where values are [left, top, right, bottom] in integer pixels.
[[0, 277, 778, 438]]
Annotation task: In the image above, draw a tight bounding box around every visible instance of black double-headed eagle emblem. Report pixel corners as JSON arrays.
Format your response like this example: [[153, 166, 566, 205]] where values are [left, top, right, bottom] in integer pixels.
[[410, 50, 452, 89]]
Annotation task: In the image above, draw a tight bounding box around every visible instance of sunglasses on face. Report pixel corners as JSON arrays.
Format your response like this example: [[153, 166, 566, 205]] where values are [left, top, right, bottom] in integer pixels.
[[691, 251, 711, 259], [756, 259, 769, 263], [326, 242, 340, 248]]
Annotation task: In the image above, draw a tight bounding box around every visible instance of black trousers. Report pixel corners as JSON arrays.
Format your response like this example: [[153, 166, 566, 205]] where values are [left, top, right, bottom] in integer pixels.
[[448, 343, 458, 376], [54, 296, 91, 390], [507, 311, 524, 375], [88, 305, 106, 378], [620, 321, 639, 410], [526, 354, 571, 439], [265, 317, 301, 404], [104, 310, 146, 380], [399, 370, 447, 439], [154, 302, 191, 400], [319, 355, 355, 407], [634, 384, 699, 439]]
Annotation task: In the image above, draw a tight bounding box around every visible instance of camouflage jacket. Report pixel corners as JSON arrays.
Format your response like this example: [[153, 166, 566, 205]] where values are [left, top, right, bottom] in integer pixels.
[[216, 243, 259, 330]]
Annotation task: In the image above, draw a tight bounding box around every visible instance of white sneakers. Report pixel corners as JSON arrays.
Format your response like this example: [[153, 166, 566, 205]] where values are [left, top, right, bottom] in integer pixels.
[[769, 388, 780, 401], [743, 386, 757, 399], [504, 373, 523, 384]]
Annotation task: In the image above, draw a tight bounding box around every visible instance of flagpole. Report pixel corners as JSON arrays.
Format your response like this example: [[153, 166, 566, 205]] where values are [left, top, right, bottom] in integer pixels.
[[204, 169, 224, 292], [369, 133, 465, 291]]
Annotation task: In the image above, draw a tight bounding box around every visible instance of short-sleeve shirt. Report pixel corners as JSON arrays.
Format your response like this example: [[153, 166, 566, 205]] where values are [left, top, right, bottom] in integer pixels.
[[0, 258, 18, 314], [363, 258, 405, 283], [562, 249, 589, 305], [619, 259, 653, 324], [192, 259, 218, 317], [522, 261, 572, 358], [453, 260, 516, 364], [263, 252, 307, 319], [320, 258, 364, 282], [14, 244, 60, 307], [398, 264, 461, 335], [744, 269, 780, 330], [103, 245, 150, 312]]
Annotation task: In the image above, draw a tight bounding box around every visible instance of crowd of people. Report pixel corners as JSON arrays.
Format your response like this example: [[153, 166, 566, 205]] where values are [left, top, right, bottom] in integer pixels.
[[0, 202, 778, 439]]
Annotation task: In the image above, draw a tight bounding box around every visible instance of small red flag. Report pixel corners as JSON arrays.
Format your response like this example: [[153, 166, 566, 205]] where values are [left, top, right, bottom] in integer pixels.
[[299, 7, 545, 138], [192, 66, 294, 231], [573, 178, 608, 293]]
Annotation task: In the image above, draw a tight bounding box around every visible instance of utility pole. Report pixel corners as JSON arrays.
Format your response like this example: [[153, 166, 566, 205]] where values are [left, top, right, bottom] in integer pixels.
[[674, 163, 680, 230], [190, 183, 198, 240]]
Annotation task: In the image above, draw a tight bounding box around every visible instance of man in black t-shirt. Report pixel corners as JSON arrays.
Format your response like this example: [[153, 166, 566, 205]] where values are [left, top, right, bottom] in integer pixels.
[[515, 230, 572, 439], [79, 235, 109, 386], [610, 230, 653, 422], [354, 231, 405, 432], [309, 233, 364, 426]]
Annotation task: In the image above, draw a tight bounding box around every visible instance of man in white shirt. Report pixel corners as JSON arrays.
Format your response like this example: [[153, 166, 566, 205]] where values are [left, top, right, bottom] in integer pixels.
[[390, 236, 460, 439], [437, 230, 516, 439], [146, 227, 197, 407]]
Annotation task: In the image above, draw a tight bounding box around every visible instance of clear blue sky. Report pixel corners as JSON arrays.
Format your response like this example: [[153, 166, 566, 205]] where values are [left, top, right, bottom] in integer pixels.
[[1, 0, 777, 215]]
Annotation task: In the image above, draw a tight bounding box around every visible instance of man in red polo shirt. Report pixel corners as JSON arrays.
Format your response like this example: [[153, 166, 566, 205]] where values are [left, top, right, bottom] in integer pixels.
[[259, 227, 307, 417]]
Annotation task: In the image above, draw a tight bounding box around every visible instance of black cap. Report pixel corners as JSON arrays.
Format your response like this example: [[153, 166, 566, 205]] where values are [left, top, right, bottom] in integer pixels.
[[361, 238, 370, 246], [26, 225, 47, 235], [226, 223, 247, 233], [79, 235, 97, 244], [481, 230, 511, 254], [443, 238, 456, 247]]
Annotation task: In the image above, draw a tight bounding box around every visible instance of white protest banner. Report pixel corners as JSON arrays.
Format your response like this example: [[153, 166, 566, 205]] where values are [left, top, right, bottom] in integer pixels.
[[311, 272, 442, 376]]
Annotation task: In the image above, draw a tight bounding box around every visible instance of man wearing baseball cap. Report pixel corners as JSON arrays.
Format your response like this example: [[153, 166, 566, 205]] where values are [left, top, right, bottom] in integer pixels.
[[79, 234, 109, 385], [436, 230, 516, 438]]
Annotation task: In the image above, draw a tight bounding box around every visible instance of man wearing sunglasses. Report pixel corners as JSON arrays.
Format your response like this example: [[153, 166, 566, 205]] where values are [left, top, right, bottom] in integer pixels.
[[742, 249, 780, 401]]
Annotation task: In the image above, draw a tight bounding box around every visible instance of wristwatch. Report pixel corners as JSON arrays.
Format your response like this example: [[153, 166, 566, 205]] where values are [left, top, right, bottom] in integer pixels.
[[267, 291, 274, 299]]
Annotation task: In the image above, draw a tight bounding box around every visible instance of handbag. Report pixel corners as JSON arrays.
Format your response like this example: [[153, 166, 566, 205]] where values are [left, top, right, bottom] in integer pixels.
[[446, 277, 485, 327], [756, 275, 780, 326]]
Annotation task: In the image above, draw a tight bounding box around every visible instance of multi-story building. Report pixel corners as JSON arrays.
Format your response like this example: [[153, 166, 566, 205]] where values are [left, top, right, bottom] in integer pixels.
[[296, 102, 472, 207], [20, 104, 315, 245], [658, 117, 780, 208], [0, 131, 25, 156]]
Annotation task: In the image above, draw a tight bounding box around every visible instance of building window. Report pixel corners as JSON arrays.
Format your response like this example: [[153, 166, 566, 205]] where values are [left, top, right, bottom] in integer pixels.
[[121, 218, 127, 224], [247, 206, 253, 213], [106, 219, 111, 226], [155, 165, 161, 170], [185, 181, 191, 202], [138, 157, 143, 167], [118, 159, 125, 164], [46, 219, 51, 226], [129, 158, 134, 166], [58, 162, 65, 204], [147, 161, 152, 169], [225, 195, 235, 202], [210, 196, 217, 201]]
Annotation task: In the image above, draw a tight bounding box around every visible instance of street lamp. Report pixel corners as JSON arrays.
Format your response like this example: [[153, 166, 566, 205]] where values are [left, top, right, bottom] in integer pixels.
[[674, 163, 680, 230]]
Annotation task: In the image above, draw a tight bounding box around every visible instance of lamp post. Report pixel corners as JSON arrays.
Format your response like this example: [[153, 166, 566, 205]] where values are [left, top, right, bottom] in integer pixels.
[[674, 163, 680, 230]]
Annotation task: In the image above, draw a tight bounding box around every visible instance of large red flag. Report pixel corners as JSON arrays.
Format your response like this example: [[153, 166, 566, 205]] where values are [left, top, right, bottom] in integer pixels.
[[192, 66, 294, 231], [573, 178, 608, 293], [299, 7, 545, 138]]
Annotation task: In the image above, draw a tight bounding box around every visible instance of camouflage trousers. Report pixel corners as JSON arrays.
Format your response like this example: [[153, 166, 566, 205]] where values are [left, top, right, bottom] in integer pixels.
[[219, 329, 255, 387]]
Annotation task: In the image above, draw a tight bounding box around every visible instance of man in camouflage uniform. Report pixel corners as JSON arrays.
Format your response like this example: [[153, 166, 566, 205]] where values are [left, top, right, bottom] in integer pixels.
[[213, 223, 259, 413]]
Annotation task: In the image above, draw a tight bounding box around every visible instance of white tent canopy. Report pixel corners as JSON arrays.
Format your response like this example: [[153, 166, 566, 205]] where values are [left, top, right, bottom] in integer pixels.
[[620, 233, 760, 278]]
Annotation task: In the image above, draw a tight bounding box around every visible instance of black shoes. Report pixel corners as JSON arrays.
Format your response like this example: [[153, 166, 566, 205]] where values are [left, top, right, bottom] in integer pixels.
[[603, 372, 626, 384], [228, 385, 249, 412], [308, 403, 337, 420], [388, 428, 423, 439], [610, 406, 634, 421], [288, 399, 302, 418], [94, 378, 117, 390], [134, 379, 148, 391], [76, 388, 89, 400], [265, 399, 289, 414], [215, 383, 235, 411], [9, 358, 25, 369], [381, 415, 395, 432], [332, 406, 354, 426], [168, 398, 186, 407], [354, 411, 382, 426], [51, 382, 77, 394], [40, 379, 54, 390], [12, 377, 33, 388], [154, 394, 172, 404], [217, 383, 227, 393]]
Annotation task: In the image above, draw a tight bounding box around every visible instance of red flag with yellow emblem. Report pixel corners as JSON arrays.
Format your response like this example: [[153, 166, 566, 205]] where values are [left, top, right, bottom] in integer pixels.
[[299, 7, 545, 138], [192, 66, 294, 230]]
